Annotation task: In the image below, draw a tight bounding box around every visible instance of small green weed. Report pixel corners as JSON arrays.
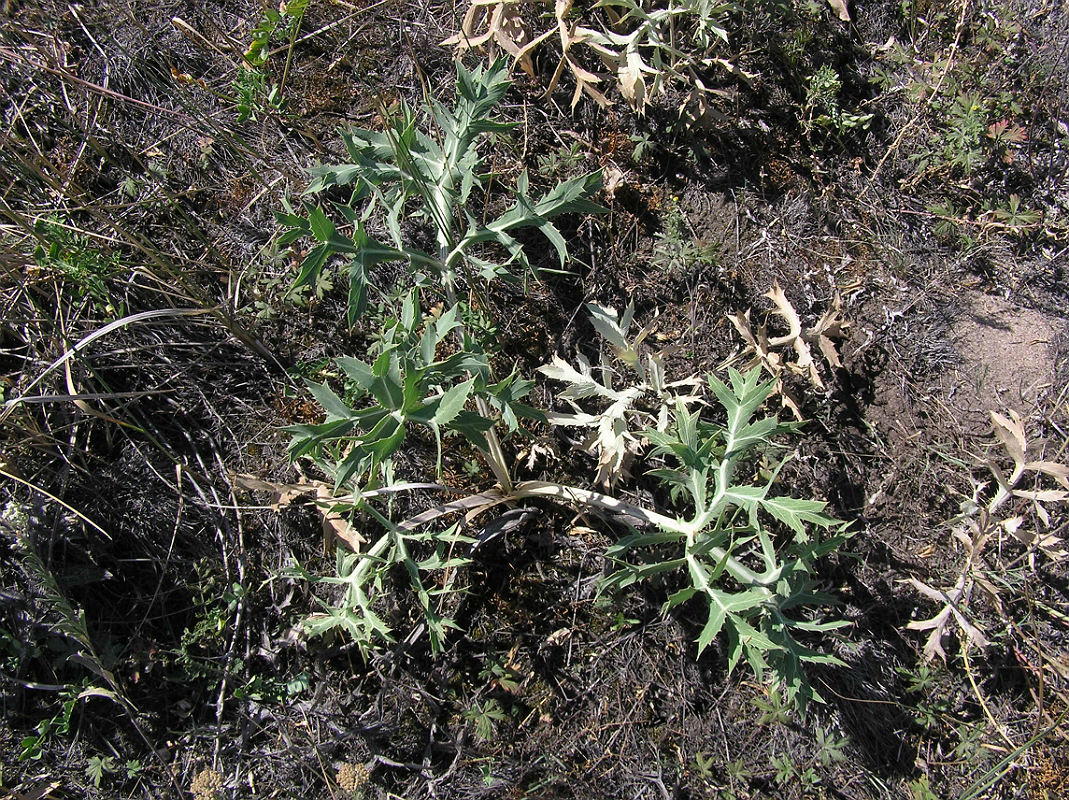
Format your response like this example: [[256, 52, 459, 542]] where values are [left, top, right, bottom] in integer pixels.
[[19, 681, 81, 761], [693, 750, 716, 782], [244, 0, 310, 67], [908, 93, 989, 176], [31, 216, 126, 317], [14, 533, 133, 761], [715, 757, 753, 799], [898, 662, 953, 733], [536, 141, 585, 179], [815, 724, 849, 766], [752, 688, 792, 726], [464, 698, 508, 742], [771, 753, 819, 790], [233, 672, 311, 703], [171, 566, 246, 684], [952, 720, 993, 764], [235, 0, 310, 120], [233, 67, 285, 122], [85, 755, 118, 788], [908, 775, 941, 800], [478, 653, 524, 693], [651, 197, 719, 274], [803, 64, 873, 140]]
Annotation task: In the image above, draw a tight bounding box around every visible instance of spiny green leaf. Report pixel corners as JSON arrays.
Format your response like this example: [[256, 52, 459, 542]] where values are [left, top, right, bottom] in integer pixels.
[[304, 379, 352, 421], [284, 418, 360, 458], [364, 418, 405, 463], [337, 357, 374, 392], [447, 409, 495, 449], [308, 206, 335, 241], [646, 467, 689, 486], [663, 586, 697, 612], [293, 243, 329, 288], [333, 444, 373, 488], [758, 496, 834, 535], [696, 605, 727, 654], [305, 163, 364, 192], [432, 378, 474, 427], [370, 350, 404, 408]]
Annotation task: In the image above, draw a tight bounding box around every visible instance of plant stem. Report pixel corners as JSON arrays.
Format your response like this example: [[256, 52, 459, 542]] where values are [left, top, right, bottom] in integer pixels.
[[508, 480, 770, 587], [476, 396, 513, 493], [278, 6, 304, 99]]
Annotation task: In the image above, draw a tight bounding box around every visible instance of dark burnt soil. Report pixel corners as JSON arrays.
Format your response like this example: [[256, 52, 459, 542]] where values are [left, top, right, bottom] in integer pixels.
[[2, 0, 1069, 798]]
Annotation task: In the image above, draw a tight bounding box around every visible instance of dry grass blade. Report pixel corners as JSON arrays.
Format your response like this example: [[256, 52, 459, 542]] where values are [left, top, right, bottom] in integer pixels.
[[1, 308, 214, 426], [0, 462, 112, 540]]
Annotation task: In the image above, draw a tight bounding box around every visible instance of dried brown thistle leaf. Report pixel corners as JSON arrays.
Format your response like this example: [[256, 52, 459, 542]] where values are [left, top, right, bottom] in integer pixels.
[[984, 411, 1068, 559], [905, 574, 989, 662], [765, 282, 822, 389], [233, 473, 363, 552], [726, 285, 847, 419], [546, 0, 612, 109], [990, 409, 1029, 482], [441, 0, 550, 77], [826, 0, 851, 22]]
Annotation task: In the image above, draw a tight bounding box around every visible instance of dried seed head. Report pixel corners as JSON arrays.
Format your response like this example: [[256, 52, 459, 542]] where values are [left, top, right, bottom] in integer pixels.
[[336, 761, 370, 793], [190, 768, 224, 800]]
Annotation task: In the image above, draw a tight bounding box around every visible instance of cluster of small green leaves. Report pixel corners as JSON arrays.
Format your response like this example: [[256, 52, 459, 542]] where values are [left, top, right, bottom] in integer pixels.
[[909, 93, 993, 177], [19, 681, 80, 761], [31, 216, 126, 318], [85, 755, 143, 788], [285, 288, 539, 490], [873, 11, 1047, 243], [802, 64, 872, 139], [233, 68, 284, 122], [233, 0, 310, 120], [244, 0, 309, 67], [651, 197, 719, 274]]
